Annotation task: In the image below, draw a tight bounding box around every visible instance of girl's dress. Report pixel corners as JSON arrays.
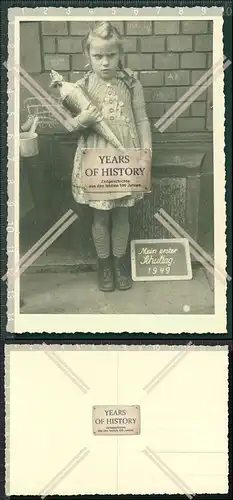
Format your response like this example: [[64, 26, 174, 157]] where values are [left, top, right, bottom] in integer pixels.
[[72, 68, 150, 210]]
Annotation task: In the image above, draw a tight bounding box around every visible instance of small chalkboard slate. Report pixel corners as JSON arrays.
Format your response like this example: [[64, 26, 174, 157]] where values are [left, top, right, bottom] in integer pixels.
[[131, 238, 192, 281]]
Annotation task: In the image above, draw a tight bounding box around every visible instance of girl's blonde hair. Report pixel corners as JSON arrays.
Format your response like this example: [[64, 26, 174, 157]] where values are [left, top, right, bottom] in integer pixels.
[[83, 21, 123, 55]]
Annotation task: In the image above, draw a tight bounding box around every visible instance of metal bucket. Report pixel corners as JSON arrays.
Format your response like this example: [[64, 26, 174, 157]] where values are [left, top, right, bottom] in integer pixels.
[[20, 132, 39, 157]]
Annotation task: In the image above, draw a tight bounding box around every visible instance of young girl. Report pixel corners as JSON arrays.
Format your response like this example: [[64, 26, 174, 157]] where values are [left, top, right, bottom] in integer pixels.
[[69, 21, 152, 292]]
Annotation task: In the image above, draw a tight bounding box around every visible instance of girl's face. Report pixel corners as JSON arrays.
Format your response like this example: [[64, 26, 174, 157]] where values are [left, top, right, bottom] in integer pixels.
[[88, 37, 120, 80]]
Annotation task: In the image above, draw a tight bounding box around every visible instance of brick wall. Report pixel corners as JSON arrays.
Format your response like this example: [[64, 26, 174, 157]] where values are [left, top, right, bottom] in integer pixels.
[[20, 20, 214, 254], [20, 20, 213, 135]]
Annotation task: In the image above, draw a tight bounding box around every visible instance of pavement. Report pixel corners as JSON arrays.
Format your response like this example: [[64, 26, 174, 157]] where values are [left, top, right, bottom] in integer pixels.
[[20, 265, 214, 315]]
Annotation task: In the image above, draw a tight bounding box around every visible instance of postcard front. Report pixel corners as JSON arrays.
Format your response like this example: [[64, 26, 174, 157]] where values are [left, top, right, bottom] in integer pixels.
[[6, 6, 228, 333]]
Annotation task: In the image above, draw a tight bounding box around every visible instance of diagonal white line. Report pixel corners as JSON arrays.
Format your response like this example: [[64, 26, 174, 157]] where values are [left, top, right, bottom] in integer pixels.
[[40, 448, 88, 493], [155, 213, 228, 285], [156, 56, 226, 128], [2, 210, 75, 282], [143, 343, 192, 393], [18, 212, 78, 277], [4, 213, 78, 281], [5, 60, 70, 123], [19, 73, 73, 131], [45, 352, 90, 393], [158, 59, 232, 133], [20, 210, 74, 266], [159, 208, 231, 282], [155, 213, 217, 275], [143, 447, 195, 499], [39, 447, 90, 498], [19, 65, 70, 122], [4, 61, 73, 131]]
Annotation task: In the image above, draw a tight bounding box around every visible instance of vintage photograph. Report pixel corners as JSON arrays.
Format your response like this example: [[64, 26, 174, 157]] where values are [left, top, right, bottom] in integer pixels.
[[7, 8, 227, 332]]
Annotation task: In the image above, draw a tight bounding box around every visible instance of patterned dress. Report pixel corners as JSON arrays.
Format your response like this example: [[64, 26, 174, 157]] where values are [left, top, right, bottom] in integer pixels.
[[72, 69, 151, 210]]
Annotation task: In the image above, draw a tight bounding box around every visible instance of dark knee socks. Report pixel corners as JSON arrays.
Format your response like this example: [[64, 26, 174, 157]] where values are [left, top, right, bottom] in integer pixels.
[[92, 208, 130, 259], [92, 210, 110, 259], [111, 207, 130, 258]]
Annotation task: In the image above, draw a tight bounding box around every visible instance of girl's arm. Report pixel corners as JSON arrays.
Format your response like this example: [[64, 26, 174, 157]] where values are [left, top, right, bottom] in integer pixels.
[[66, 76, 101, 131], [67, 106, 101, 131], [69, 113, 89, 131], [132, 80, 152, 150]]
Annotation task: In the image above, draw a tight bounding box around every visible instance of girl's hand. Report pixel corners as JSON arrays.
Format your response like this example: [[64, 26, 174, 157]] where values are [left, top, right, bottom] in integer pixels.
[[78, 105, 101, 127], [66, 105, 101, 132]]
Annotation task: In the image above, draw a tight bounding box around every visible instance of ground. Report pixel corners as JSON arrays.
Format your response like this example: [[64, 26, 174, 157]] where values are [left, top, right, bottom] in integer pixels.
[[20, 265, 214, 315]]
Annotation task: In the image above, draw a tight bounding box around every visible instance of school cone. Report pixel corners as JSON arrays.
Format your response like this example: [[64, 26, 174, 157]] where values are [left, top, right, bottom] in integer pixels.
[[50, 70, 124, 151]]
